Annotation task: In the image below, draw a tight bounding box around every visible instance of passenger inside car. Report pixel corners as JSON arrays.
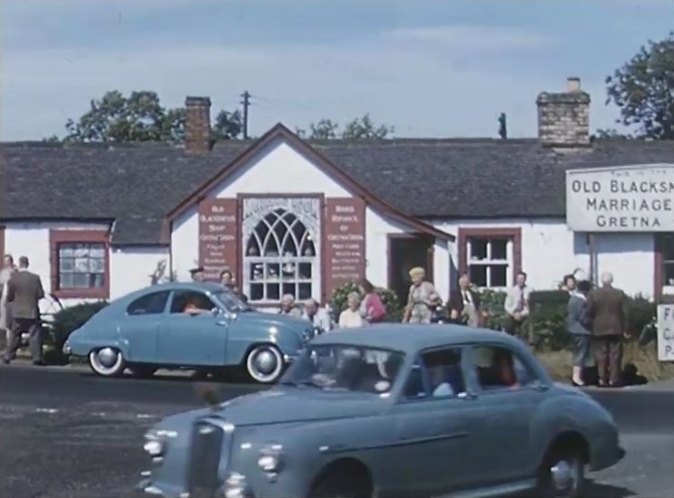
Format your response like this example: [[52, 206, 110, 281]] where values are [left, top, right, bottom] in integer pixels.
[[182, 296, 211, 315]]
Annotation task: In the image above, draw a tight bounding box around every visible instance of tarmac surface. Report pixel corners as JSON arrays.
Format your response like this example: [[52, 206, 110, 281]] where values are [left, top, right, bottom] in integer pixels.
[[0, 363, 673, 498]]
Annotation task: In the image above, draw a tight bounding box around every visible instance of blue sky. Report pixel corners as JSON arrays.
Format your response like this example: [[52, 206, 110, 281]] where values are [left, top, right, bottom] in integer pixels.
[[1, 0, 672, 140]]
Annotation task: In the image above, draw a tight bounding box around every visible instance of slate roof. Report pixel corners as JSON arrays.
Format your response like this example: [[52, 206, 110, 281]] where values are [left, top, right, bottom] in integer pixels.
[[2, 132, 673, 245]]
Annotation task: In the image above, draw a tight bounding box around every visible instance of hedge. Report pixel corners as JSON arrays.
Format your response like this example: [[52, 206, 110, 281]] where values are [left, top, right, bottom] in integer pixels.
[[50, 301, 109, 349]]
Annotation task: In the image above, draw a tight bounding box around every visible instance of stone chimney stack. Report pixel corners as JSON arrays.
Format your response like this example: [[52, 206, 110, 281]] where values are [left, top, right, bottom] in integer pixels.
[[536, 77, 590, 147], [185, 96, 212, 153]]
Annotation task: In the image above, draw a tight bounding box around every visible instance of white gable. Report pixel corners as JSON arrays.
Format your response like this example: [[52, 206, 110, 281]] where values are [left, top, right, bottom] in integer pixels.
[[210, 137, 351, 198]]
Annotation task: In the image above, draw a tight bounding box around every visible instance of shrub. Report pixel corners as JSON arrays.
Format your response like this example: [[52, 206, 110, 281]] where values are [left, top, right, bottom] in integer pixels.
[[50, 301, 109, 348], [476, 289, 507, 330], [330, 281, 401, 322]]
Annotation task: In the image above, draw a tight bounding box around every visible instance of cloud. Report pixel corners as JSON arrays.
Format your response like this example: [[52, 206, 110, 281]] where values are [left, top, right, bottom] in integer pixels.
[[381, 25, 550, 52]]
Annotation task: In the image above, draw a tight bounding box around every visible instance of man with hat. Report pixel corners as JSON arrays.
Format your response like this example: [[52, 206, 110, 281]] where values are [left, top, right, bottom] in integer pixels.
[[189, 266, 205, 282]]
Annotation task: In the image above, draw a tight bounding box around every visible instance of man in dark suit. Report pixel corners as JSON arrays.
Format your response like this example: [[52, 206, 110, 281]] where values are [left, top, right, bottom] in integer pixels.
[[3, 256, 45, 365], [587, 272, 627, 387], [448, 273, 484, 327]]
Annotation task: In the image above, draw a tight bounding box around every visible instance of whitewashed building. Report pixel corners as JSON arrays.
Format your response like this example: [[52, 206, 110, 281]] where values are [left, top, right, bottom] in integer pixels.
[[1, 78, 673, 313]]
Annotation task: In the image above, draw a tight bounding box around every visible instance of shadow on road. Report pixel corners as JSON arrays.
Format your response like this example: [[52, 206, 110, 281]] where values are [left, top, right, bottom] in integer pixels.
[[584, 480, 635, 497]]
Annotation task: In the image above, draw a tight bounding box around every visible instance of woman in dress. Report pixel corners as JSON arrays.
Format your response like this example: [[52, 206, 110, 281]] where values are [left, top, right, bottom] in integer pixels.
[[566, 279, 594, 386], [338, 292, 365, 329], [0, 255, 17, 344], [358, 279, 386, 324], [403, 267, 441, 324]]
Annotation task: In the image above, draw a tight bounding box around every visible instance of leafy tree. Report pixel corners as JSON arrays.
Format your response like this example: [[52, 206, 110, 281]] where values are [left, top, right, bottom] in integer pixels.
[[60, 90, 241, 143], [298, 115, 393, 140], [605, 32, 674, 139], [212, 110, 243, 140], [342, 114, 394, 139]]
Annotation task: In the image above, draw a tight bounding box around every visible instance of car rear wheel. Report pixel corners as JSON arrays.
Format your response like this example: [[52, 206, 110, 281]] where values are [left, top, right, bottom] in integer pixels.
[[537, 447, 586, 498], [88, 347, 126, 377], [245, 344, 284, 384]]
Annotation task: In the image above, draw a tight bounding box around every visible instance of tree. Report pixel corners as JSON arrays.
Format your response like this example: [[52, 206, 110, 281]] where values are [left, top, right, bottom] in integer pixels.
[[342, 114, 394, 139], [298, 115, 393, 140], [212, 110, 243, 140], [60, 90, 241, 143], [605, 32, 674, 139]]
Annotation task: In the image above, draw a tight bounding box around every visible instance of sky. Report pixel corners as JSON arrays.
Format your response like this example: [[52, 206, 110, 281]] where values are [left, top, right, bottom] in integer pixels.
[[1, 0, 672, 141]]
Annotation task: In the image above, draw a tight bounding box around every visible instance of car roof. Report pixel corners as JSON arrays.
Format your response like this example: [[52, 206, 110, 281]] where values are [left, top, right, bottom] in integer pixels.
[[311, 324, 525, 354], [143, 281, 225, 293]]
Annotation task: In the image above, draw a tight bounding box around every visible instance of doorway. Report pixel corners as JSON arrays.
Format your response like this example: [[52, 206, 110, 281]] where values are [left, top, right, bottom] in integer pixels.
[[388, 235, 434, 305]]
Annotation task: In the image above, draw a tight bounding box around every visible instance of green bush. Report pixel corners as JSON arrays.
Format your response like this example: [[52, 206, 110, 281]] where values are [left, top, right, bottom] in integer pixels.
[[476, 289, 507, 330], [51, 301, 109, 348], [330, 281, 401, 322]]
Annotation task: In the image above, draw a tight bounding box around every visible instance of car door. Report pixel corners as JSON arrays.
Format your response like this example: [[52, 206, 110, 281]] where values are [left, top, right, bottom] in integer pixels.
[[120, 290, 171, 363], [463, 344, 547, 485], [387, 346, 480, 495], [156, 289, 229, 366]]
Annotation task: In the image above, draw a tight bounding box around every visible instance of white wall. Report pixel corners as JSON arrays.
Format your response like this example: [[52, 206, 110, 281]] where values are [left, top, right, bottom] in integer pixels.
[[431, 217, 656, 298], [110, 246, 169, 300]]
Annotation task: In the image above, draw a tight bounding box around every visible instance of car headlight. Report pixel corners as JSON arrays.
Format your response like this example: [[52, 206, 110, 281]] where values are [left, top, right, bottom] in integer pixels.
[[143, 432, 167, 457], [257, 444, 283, 472]]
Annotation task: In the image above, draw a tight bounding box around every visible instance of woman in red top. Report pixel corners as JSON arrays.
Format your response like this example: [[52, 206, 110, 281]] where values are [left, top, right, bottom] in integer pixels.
[[358, 279, 387, 324]]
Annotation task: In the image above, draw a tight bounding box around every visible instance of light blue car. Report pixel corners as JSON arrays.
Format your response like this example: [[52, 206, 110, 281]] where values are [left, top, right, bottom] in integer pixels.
[[138, 325, 625, 498], [63, 282, 319, 383]]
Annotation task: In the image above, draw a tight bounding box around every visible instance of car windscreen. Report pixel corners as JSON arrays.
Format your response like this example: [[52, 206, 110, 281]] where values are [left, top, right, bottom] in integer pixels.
[[279, 344, 406, 395], [214, 291, 252, 313]]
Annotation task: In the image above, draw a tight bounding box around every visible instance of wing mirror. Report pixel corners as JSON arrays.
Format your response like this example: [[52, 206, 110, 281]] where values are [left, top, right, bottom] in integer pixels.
[[211, 307, 222, 316]]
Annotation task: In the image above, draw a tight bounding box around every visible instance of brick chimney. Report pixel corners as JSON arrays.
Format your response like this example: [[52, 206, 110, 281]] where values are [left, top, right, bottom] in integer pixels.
[[185, 96, 211, 153], [536, 77, 590, 147]]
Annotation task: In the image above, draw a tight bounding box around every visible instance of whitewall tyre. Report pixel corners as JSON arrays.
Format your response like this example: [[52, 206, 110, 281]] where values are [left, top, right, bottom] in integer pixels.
[[245, 345, 284, 384], [538, 449, 586, 498], [88, 347, 126, 377]]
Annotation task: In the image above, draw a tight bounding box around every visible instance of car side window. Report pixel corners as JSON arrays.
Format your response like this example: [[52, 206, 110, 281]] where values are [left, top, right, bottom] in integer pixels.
[[472, 345, 537, 392], [127, 291, 170, 315], [421, 347, 466, 398], [402, 347, 466, 400], [169, 290, 216, 314]]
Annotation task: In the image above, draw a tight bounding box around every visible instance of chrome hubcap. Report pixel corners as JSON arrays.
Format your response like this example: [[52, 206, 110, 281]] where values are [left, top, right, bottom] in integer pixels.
[[254, 350, 277, 374], [550, 459, 577, 493], [97, 348, 118, 367]]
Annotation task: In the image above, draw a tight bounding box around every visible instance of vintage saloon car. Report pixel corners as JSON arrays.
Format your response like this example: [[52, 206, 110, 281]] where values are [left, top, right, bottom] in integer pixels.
[[138, 325, 625, 498], [63, 282, 319, 383]]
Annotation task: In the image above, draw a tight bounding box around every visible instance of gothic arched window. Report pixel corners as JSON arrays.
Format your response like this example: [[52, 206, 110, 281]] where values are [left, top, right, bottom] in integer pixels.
[[244, 208, 317, 303]]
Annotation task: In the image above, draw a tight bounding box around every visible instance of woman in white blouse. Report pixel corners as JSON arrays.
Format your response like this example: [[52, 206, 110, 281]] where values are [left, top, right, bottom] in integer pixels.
[[338, 292, 365, 329]]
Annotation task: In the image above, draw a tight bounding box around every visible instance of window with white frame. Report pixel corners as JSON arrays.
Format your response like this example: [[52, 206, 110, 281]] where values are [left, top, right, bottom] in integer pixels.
[[244, 208, 318, 303], [466, 237, 513, 288], [57, 242, 106, 290], [662, 233, 674, 290]]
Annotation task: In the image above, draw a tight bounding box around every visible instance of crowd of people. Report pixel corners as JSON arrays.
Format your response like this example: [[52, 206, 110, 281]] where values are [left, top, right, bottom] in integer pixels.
[[0, 256, 643, 387]]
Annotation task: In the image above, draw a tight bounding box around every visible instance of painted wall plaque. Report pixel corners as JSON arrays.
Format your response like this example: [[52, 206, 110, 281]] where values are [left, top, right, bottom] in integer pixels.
[[324, 197, 366, 299], [198, 198, 238, 282]]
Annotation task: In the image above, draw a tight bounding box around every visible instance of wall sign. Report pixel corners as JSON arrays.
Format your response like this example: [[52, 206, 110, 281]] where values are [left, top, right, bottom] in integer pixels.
[[658, 304, 674, 362], [198, 198, 238, 282], [325, 197, 366, 299], [566, 164, 674, 232]]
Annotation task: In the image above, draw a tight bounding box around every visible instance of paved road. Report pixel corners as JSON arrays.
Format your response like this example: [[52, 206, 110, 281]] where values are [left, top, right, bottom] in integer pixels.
[[1, 364, 673, 498]]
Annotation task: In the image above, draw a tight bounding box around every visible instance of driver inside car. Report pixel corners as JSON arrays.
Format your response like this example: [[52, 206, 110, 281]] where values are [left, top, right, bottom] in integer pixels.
[[182, 296, 211, 315]]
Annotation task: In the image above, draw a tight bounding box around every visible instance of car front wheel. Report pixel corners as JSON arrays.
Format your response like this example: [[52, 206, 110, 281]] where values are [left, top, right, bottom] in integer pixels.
[[88, 347, 126, 377], [537, 447, 586, 498], [245, 344, 284, 384]]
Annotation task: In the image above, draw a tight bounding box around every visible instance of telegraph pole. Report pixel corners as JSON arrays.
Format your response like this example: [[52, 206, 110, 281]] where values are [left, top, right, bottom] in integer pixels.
[[241, 91, 251, 139]]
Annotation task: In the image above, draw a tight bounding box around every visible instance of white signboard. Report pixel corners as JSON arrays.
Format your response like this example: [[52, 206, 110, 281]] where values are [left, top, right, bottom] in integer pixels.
[[566, 164, 674, 232], [657, 305, 674, 362]]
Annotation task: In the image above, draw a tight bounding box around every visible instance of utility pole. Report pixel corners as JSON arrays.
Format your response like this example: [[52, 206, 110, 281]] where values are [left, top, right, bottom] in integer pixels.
[[241, 91, 251, 139]]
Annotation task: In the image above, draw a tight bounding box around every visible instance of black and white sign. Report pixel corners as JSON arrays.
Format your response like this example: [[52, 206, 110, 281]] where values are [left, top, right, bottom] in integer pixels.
[[566, 164, 674, 232], [658, 304, 674, 362]]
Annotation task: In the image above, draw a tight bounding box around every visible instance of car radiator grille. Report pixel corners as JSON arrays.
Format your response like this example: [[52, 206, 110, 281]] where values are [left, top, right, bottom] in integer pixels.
[[187, 419, 230, 496]]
